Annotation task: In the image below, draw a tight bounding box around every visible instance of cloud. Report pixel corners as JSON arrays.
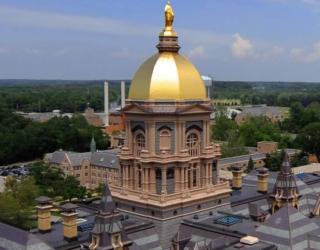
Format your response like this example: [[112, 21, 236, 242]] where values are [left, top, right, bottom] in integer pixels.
[[290, 42, 320, 63], [188, 45, 206, 59], [23, 48, 40, 55], [231, 33, 254, 58], [0, 5, 230, 48]]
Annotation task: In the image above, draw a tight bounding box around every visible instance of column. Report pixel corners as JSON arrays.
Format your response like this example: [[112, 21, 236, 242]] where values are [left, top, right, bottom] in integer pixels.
[[142, 167, 146, 192], [161, 167, 167, 194], [180, 166, 185, 191], [197, 165, 201, 188], [184, 167, 188, 190], [174, 167, 180, 193], [181, 122, 186, 149], [209, 163, 213, 185], [150, 168, 156, 193]]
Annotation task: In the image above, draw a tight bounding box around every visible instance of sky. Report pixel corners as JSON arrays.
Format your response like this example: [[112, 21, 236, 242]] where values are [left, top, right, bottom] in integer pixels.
[[1, 0, 320, 81]]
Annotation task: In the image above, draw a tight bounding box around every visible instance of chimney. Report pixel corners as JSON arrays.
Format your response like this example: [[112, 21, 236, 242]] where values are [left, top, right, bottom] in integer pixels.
[[60, 203, 78, 241], [231, 165, 243, 190], [121, 81, 125, 109], [257, 167, 269, 193], [35, 196, 53, 233], [104, 81, 109, 126]]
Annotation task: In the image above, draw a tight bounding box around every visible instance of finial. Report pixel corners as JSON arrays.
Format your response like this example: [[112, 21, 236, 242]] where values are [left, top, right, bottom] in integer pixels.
[[164, 0, 174, 30]]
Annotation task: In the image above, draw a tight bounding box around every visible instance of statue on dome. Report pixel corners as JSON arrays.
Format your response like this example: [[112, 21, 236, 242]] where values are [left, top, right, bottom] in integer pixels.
[[165, 1, 174, 29]]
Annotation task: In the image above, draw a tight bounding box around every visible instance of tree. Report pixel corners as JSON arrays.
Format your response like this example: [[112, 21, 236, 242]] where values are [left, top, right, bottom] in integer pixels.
[[212, 112, 237, 141], [295, 122, 320, 162], [247, 156, 254, 173], [0, 176, 39, 229], [62, 176, 86, 201], [291, 152, 309, 167], [264, 153, 282, 171], [239, 116, 281, 147]]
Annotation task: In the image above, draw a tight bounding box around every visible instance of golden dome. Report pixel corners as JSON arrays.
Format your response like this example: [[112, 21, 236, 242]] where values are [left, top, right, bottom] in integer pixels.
[[128, 2, 206, 101]]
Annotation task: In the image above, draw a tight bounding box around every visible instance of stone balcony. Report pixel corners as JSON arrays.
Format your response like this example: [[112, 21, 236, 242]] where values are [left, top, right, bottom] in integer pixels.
[[110, 181, 231, 207], [120, 145, 221, 163]]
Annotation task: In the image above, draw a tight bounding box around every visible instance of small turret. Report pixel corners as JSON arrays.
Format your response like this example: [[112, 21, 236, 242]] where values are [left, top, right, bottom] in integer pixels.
[[270, 151, 301, 214]]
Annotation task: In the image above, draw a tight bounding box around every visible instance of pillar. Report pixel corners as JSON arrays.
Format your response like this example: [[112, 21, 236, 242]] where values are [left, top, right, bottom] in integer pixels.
[[150, 168, 156, 193], [35, 196, 53, 233], [231, 165, 243, 190], [121, 81, 125, 109], [257, 167, 269, 193], [60, 203, 78, 241], [104, 81, 109, 126], [161, 167, 167, 194], [175, 167, 181, 193]]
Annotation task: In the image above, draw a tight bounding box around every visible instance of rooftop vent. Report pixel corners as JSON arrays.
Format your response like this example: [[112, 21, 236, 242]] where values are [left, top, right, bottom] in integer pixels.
[[240, 236, 259, 245]]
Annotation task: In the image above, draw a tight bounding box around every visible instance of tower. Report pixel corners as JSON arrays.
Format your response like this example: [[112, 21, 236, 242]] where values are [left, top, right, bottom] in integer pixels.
[[90, 136, 96, 153], [88, 185, 132, 250], [110, 2, 231, 247], [270, 152, 301, 214]]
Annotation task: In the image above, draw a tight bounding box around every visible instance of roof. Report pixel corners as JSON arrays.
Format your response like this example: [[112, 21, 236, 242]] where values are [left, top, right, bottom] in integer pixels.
[[253, 205, 320, 250], [0, 222, 53, 250], [48, 149, 121, 169], [60, 202, 79, 212], [100, 184, 116, 214], [35, 196, 52, 204], [90, 152, 119, 169]]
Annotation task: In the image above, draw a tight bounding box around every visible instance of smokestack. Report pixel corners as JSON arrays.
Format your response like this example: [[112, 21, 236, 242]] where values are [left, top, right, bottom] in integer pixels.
[[104, 81, 109, 126], [121, 81, 126, 109]]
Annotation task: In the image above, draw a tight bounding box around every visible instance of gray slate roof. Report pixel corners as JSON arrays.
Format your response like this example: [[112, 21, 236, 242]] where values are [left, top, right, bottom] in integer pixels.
[[48, 150, 120, 169], [0, 222, 53, 250], [252, 205, 320, 250]]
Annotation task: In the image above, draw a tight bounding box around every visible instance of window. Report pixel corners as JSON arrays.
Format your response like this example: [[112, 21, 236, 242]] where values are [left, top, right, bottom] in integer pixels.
[[135, 133, 145, 156], [186, 132, 200, 156], [160, 130, 171, 150]]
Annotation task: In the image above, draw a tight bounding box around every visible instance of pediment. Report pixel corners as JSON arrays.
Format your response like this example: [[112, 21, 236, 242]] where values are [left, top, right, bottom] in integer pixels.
[[122, 103, 148, 113], [178, 104, 212, 114]]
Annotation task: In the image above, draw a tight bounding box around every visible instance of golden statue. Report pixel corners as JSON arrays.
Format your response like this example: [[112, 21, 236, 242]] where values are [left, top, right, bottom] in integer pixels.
[[165, 1, 174, 29]]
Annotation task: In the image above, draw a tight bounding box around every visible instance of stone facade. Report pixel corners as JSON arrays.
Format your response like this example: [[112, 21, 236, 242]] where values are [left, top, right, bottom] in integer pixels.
[[48, 151, 119, 189]]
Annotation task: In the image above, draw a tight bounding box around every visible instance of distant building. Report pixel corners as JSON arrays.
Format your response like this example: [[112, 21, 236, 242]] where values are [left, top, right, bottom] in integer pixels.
[[47, 150, 120, 189], [233, 105, 285, 124]]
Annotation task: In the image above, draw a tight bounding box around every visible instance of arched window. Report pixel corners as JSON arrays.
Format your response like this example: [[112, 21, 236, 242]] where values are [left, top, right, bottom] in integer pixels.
[[160, 129, 171, 151], [135, 133, 145, 156], [186, 132, 200, 156]]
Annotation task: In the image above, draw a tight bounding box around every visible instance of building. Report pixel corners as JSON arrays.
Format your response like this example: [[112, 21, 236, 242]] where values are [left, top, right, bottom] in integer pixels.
[[233, 105, 285, 125], [47, 149, 120, 189], [107, 2, 231, 248]]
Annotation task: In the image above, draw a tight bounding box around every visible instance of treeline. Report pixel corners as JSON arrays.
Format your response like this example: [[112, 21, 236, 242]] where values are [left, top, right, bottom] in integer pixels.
[[0, 80, 129, 113], [2, 80, 320, 113], [0, 107, 108, 165], [212, 81, 320, 107]]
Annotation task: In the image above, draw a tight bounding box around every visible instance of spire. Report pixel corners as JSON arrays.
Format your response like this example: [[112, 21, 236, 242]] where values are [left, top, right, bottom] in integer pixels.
[[100, 184, 116, 214], [90, 135, 96, 153], [157, 1, 180, 53], [269, 150, 301, 213], [280, 150, 291, 174]]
